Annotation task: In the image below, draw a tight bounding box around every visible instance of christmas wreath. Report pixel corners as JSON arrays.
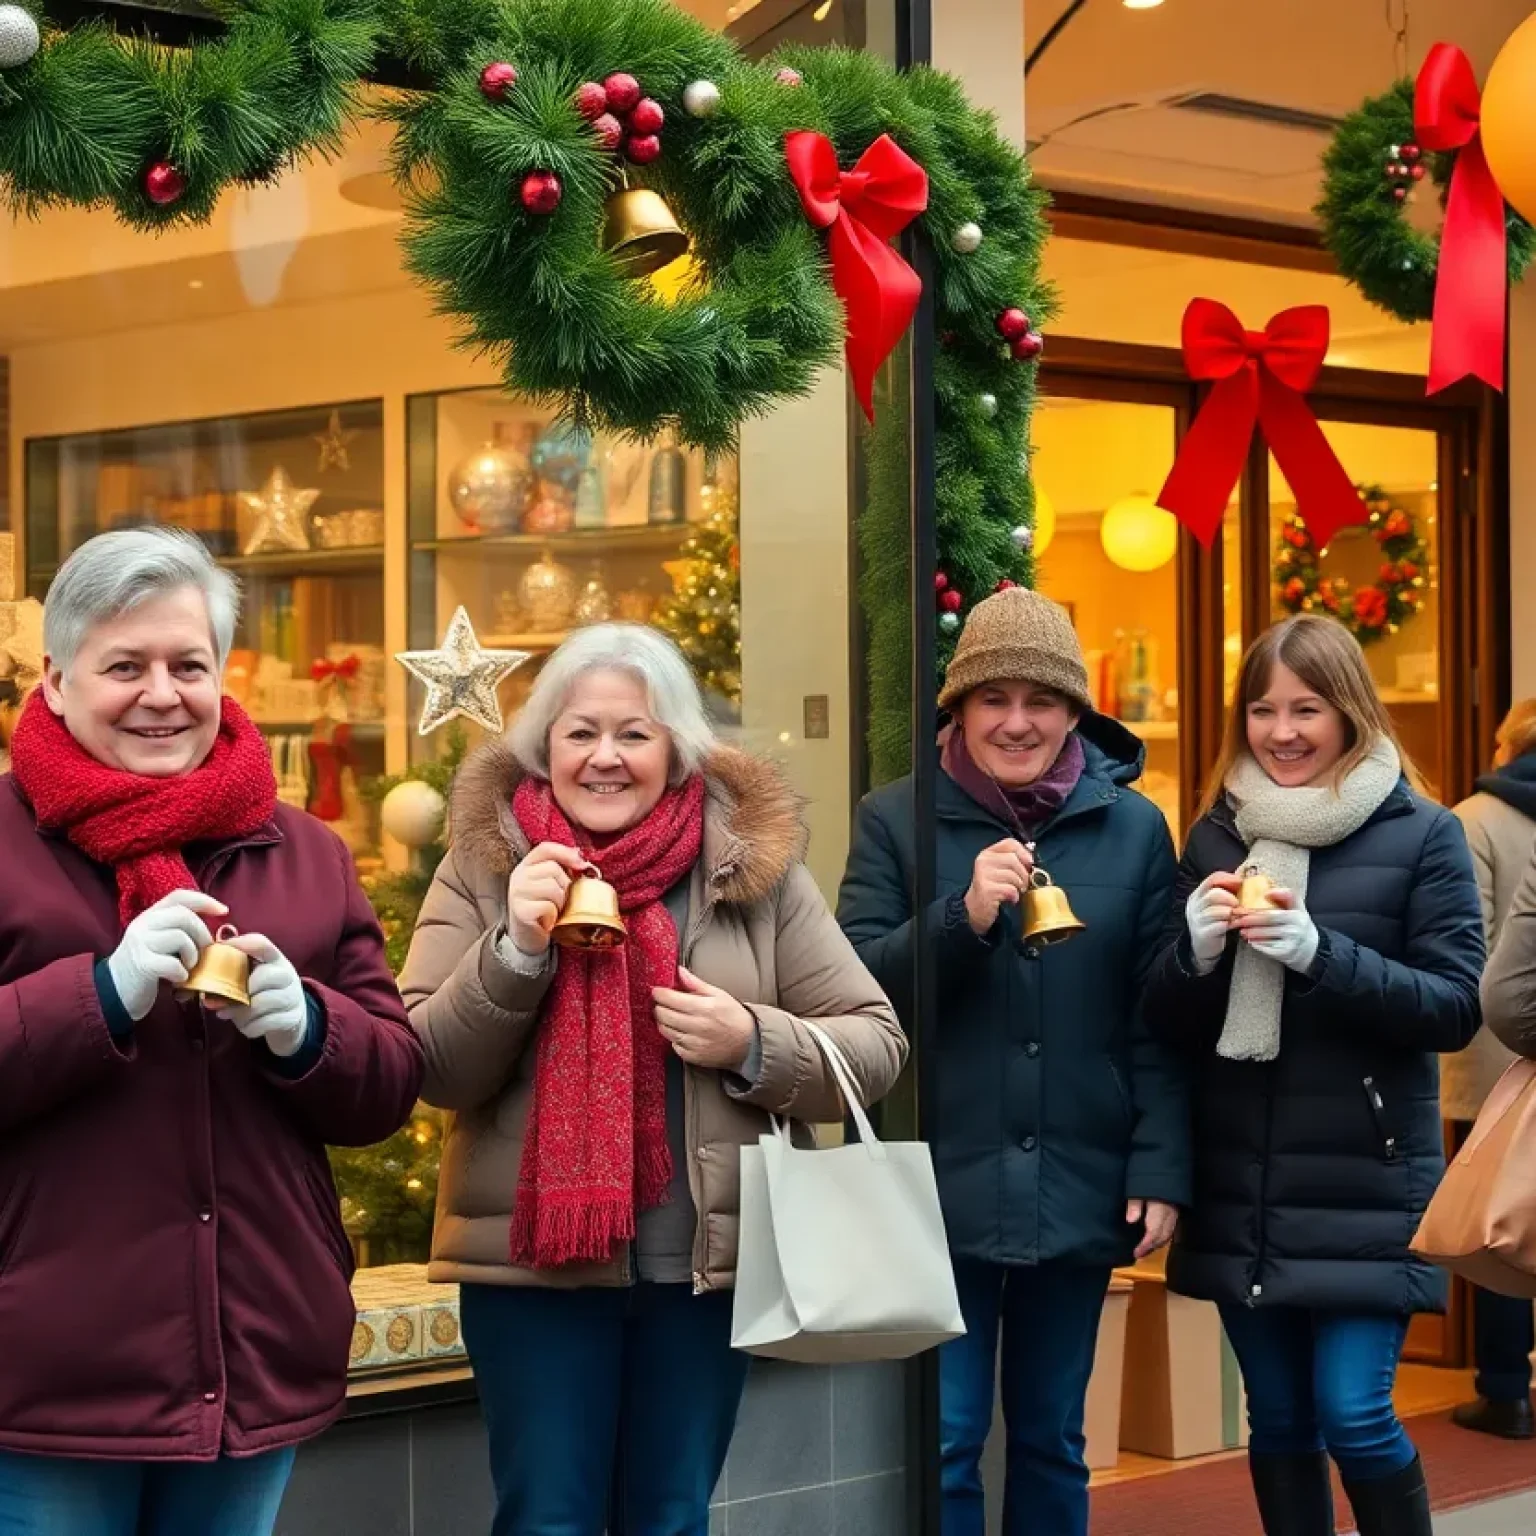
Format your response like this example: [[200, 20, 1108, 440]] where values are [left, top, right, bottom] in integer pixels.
[[1316, 77, 1535, 324], [0, 0, 378, 227], [1273, 486, 1429, 646]]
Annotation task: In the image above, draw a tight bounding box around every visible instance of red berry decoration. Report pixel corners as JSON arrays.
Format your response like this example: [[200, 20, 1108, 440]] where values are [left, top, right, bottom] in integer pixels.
[[1410, 163, 1426, 181], [629, 97, 665, 135], [574, 81, 608, 119], [995, 579, 1017, 592], [1392, 185, 1408, 203], [593, 113, 624, 152], [776, 67, 804, 86], [940, 589, 964, 613], [520, 171, 563, 215], [604, 72, 642, 114], [1401, 142, 1422, 162], [996, 308, 1031, 342], [1011, 331, 1044, 362], [144, 161, 186, 207], [935, 571, 949, 592], [625, 134, 662, 165], [479, 62, 518, 101]]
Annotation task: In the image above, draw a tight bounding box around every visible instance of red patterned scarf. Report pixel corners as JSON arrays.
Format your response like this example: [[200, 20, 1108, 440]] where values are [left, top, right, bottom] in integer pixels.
[[510, 774, 707, 1269], [10, 691, 277, 927]]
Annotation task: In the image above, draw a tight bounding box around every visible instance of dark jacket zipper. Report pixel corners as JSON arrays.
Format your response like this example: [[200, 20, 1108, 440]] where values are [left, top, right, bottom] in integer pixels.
[[1362, 1076, 1398, 1162], [1248, 1068, 1277, 1307]]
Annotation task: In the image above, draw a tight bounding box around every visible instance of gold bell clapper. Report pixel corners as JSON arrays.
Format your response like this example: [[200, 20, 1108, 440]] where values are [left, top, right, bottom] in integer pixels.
[[1237, 864, 1278, 912], [551, 866, 628, 951], [1021, 868, 1086, 947], [601, 186, 691, 279], [177, 925, 252, 1007]]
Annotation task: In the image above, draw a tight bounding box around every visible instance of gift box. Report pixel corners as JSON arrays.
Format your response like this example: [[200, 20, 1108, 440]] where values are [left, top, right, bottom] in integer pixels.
[[348, 1264, 466, 1373], [1085, 1276, 1134, 1471]]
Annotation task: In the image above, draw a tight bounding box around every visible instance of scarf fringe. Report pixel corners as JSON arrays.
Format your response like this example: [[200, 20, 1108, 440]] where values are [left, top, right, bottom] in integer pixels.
[[510, 1193, 637, 1270]]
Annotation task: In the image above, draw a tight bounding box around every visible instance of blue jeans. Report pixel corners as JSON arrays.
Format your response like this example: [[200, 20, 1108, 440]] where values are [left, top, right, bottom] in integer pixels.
[[460, 1281, 750, 1536], [939, 1258, 1111, 1536], [1219, 1305, 1418, 1482], [0, 1447, 294, 1536]]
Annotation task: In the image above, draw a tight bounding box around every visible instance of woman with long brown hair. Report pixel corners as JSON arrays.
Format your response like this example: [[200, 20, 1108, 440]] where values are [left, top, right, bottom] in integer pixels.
[[1145, 615, 1482, 1536]]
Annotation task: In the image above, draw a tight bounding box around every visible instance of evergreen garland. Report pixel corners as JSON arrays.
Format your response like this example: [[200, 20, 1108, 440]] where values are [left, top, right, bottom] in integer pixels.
[[1316, 77, 1535, 323], [0, 0, 380, 228]]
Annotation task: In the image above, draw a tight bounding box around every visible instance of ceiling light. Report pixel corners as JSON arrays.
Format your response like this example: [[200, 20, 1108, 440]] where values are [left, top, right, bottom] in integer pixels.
[[1100, 494, 1178, 572], [188, 279, 204, 290], [813, 0, 834, 18], [1123, 0, 1165, 9]]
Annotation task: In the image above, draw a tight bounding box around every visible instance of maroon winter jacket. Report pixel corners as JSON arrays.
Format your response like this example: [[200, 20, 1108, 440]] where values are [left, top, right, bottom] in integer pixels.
[[0, 777, 425, 1461]]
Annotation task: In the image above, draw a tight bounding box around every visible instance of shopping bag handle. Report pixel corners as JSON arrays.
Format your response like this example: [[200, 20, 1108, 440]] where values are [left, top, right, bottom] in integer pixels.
[[776, 1019, 884, 1160]]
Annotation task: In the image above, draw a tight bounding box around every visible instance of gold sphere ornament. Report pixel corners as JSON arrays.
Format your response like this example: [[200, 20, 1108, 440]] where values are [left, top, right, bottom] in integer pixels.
[[381, 780, 448, 850], [1100, 494, 1178, 573], [1481, 14, 1536, 226]]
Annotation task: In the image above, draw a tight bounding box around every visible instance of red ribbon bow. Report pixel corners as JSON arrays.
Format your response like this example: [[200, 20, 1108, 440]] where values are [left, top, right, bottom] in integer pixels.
[[786, 130, 929, 420], [1415, 43, 1507, 394], [1156, 300, 1367, 549], [311, 654, 360, 684]]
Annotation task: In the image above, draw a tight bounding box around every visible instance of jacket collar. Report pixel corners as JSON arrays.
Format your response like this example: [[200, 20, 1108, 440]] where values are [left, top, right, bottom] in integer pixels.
[[450, 737, 807, 907], [1474, 753, 1536, 820]]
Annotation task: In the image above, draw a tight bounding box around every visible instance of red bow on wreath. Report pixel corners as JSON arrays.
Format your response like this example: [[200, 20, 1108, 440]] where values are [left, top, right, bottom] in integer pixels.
[[1156, 299, 1367, 549], [311, 654, 360, 684], [786, 130, 929, 420], [1415, 43, 1508, 394]]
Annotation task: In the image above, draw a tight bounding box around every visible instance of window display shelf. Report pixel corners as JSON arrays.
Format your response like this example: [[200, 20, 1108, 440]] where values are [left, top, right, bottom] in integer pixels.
[[218, 546, 384, 577], [412, 525, 688, 556]]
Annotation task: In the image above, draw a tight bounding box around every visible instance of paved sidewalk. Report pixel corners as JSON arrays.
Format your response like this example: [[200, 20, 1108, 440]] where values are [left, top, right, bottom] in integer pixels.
[[1436, 1491, 1536, 1533]]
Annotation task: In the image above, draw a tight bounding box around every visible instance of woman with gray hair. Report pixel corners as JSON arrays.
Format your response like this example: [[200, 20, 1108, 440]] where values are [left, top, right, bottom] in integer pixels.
[[400, 622, 905, 1536], [0, 526, 424, 1536]]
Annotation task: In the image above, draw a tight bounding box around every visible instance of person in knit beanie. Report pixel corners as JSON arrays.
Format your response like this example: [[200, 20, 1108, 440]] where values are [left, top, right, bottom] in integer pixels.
[[838, 584, 1189, 1536]]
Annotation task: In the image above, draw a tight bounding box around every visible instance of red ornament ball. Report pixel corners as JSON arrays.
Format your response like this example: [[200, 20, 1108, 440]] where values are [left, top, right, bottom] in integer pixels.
[[995, 579, 1017, 592], [520, 171, 563, 215], [604, 72, 642, 114], [996, 308, 1031, 342], [1012, 331, 1044, 362], [574, 81, 608, 119], [144, 161, 186, 207], [1392, 185, 1408, 202], [1401, 142, 1422, 162], [625, 133, 662, 165], [935, 571, 949, 592], [940, 589, 964, 613], [593, 113, 625, 152], [479, 62, 518, 101], [1385, 160, 1405, 178], [1410, 163, 1426, 181], [629, 97, 665, 135], [776, 67, 804, 87]]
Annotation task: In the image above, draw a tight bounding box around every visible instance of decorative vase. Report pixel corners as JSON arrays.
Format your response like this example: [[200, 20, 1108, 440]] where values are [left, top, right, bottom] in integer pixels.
[[647, 436, 687, 525], [447, 426, 534, 533], [574, 463, 607, 529], [519, 551, 577, 632]]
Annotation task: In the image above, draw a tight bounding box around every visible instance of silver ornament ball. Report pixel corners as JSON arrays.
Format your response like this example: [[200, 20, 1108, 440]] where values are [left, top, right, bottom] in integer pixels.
[[447, 440, 535, 533], [978, 392, 999, 419], [1010, 524, 1033, 552], [683, 80, 722, 118], [381, 780, 447, 851], [951, 221, 983, 254], [939, 611, 962, 636], [0, 5, 39, 69]]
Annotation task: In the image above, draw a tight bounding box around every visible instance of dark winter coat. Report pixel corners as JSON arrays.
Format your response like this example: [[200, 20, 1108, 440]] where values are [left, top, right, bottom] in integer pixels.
[[0, 777, 425, 1461], [836, 716, 1190, 1268], [1144, 780, 1483, 1315]]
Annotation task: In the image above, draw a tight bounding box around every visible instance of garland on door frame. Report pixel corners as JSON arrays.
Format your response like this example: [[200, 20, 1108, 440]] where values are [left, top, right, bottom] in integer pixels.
[[1315, 77, 1535, 325], [0, 0, 378, 227], [1273, 486, 1429, 647]]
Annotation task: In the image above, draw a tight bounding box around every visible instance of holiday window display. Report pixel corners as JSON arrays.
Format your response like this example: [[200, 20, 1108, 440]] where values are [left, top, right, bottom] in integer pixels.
[[653, 476, 741, 706], [240, 465, 320, 555]]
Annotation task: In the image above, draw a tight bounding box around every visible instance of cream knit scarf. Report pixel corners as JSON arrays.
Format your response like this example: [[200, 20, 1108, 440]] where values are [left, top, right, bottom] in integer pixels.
[[1216, 737, 1402, 1062]]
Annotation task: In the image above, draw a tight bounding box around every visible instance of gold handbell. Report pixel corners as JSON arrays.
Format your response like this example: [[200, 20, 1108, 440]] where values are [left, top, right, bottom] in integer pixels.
[[551, 867, 628, 951], [1021, 868, 1086, 947], [1237, 864, 1278, 912], [177, 925, 252, 1007], [601, 187, 691, 279]]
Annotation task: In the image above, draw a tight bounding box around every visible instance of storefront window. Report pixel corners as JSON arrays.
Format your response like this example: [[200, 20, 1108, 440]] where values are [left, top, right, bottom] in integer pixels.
[[1032, 397, 1183, 840], [1269, 422, 1442, 795]]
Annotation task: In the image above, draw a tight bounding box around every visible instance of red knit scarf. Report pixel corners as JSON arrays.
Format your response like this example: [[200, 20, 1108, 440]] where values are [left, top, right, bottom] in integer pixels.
[[510, 774, 706, 1270], [10, 690, 278, 927]]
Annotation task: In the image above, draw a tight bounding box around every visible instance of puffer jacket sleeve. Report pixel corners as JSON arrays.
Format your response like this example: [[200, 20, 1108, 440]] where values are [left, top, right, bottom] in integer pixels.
[[732, 863, 908, 1124], [836, 788, 996, 1023], [400, 847, 555, 1111], [1300, 807, 1484, 1052], [1125, 817, 1192, 1206], [1484, 839, 1536, 1059]]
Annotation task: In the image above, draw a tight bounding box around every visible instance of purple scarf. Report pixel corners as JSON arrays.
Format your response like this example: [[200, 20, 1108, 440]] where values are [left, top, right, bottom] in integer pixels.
[[942, 726, 1086, 836]]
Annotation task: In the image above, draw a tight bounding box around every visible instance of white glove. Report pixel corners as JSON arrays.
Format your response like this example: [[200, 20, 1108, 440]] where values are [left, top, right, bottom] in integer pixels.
[[212, 934, 309, 1059], [1235, 890, 1320, 975], [107, 890, 228, 1022], [1185, 872, 1240, 975]]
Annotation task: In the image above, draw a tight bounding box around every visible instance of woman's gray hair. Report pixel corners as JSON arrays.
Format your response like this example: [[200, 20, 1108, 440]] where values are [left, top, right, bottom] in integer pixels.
[[43, 525, 240, 674], [509, 623, 715, 782]]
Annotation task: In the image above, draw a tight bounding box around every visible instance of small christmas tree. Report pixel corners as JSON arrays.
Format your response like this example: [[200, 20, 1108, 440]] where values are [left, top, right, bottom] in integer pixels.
[[654, 480, 742, 706]]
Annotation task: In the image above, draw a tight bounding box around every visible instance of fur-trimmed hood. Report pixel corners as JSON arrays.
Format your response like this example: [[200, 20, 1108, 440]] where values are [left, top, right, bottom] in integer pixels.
[[449, 737, 808, 908]]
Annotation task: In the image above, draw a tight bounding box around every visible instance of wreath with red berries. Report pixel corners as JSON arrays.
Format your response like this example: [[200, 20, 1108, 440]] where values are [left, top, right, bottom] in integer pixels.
[[1273, 486, 1430, 646]]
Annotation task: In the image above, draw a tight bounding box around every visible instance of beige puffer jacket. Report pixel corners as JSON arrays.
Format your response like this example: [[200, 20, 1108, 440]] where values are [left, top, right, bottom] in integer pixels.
[[399, 739, 906, 1292]]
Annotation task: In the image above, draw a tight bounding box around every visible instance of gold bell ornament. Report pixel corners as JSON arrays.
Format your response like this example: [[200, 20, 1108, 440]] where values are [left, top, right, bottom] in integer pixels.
[[601, 186, 690, 279], [177, 925, 252, 1007], [551, 866, 628, 951], [1237, 864, 1279, 912], [1021, 867, 1086, 947]]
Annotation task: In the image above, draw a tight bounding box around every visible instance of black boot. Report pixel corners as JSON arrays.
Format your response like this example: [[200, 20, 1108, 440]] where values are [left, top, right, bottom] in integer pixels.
[[1453, 1395, 1536, 1440], [1249, 1450, 1337, 1535], [1341, 1454, 1432, 1536]]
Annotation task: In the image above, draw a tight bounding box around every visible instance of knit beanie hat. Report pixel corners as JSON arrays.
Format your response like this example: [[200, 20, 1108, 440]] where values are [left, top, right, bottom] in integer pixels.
[[938, 587, 1091, 713]]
